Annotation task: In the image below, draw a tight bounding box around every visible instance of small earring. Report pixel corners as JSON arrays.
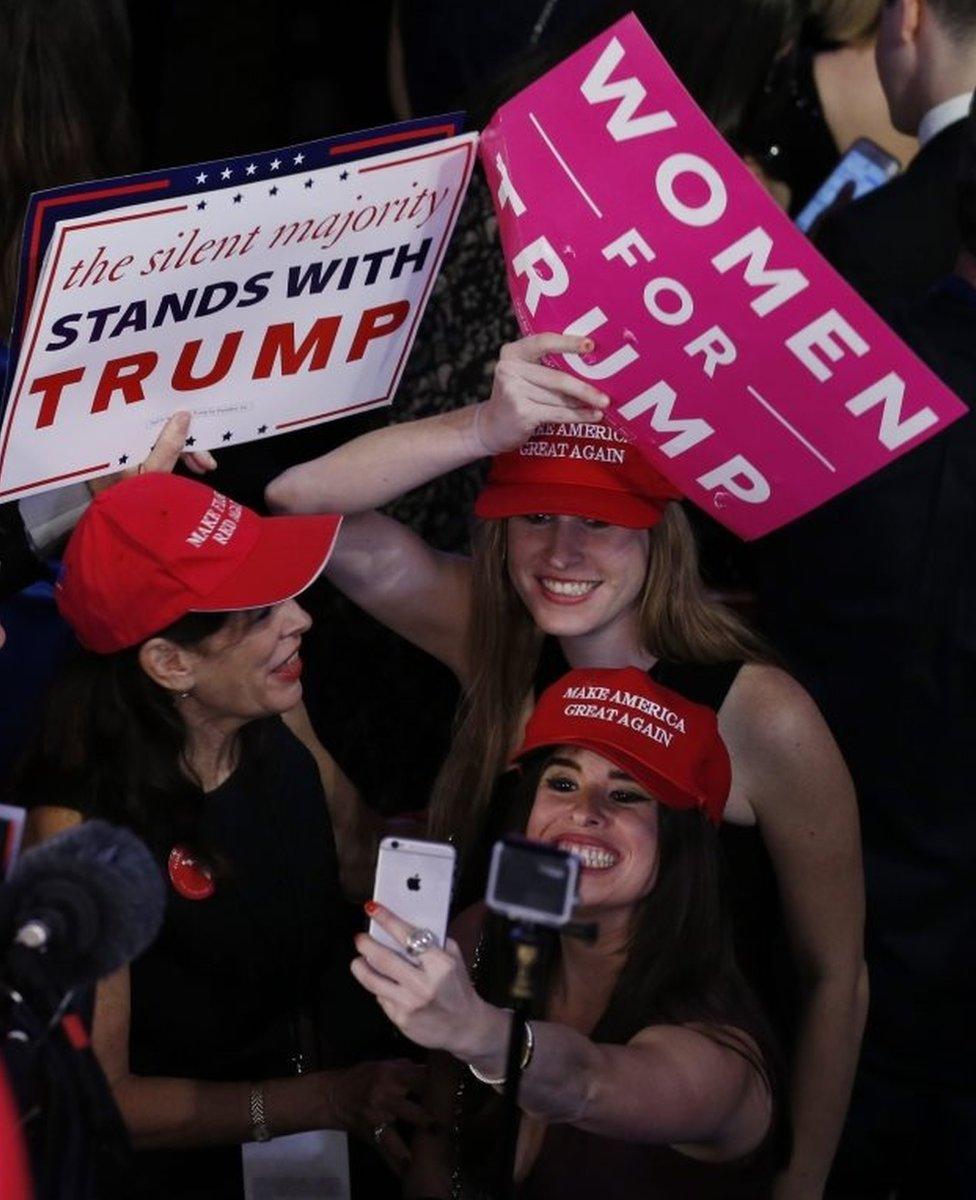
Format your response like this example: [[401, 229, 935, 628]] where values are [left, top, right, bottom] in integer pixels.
[[174, 689, 191, 701]]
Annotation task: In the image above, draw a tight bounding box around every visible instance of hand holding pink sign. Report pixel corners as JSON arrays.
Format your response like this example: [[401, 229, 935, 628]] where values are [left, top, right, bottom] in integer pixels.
[[480, 13, 967, 538]]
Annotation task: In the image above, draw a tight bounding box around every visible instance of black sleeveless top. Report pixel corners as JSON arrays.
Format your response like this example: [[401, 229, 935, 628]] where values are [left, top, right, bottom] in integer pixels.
[[453, 648, 789, 1197], [40, 717, 344, 1200], [534, 640, 798, 1053]]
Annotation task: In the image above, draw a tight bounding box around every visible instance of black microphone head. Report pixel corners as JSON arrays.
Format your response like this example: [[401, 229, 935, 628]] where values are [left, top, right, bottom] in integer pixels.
[[8, 820, 166, 984]]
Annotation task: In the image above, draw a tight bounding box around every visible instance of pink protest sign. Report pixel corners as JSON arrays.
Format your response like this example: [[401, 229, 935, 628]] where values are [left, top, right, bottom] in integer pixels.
[[480, 13, 967, 539]]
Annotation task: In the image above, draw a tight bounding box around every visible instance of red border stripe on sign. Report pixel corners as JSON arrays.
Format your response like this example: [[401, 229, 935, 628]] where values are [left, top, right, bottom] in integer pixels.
[[25, 179, 172, 314], [329, 124, 458, 156]]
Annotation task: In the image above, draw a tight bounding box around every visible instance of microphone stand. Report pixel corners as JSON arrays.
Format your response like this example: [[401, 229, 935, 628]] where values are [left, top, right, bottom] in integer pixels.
[[496, 919, 596, 1200], [2, 947, 131, 1199]]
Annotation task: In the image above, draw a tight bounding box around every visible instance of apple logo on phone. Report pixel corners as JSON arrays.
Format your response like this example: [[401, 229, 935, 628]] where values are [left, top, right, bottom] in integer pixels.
[[406, 874, 421, 891]]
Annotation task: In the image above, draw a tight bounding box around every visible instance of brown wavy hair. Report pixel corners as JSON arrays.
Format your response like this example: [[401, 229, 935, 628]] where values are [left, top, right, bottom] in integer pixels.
[[429, 504, 772, 872], [13, 610, 267, 867]]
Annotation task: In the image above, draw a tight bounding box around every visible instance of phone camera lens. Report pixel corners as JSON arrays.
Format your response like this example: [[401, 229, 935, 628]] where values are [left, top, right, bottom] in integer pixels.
[[390, 840, 399, 849]]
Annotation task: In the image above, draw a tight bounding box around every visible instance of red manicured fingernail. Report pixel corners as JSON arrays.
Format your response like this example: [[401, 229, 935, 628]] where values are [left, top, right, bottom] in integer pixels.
[[364, 900, 379, 915]]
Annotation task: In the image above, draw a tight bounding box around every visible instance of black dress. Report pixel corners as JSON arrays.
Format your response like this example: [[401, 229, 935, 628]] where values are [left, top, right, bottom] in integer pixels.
[[519, 1121, 777, 1199], [42, 717, 345, 1200]]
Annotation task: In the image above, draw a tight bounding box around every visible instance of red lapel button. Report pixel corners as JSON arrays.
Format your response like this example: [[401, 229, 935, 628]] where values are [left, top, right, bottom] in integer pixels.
[[168, 846, 215, 900]]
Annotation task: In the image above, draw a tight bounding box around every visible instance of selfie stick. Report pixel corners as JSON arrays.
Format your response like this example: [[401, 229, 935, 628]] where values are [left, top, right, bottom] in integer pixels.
[[497, 918, 597, 1200], [498, 922, 547, 1200], [484, 837, 597, 1199]]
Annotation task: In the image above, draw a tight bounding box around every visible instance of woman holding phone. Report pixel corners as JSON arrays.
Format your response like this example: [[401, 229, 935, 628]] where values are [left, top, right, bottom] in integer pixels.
[[267, 332, 866, 1198], [354, 666, 786, 1198]]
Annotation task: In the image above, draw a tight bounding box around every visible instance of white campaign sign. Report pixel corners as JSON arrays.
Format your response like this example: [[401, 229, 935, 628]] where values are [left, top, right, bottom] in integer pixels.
[[0, 132, 477, 500]]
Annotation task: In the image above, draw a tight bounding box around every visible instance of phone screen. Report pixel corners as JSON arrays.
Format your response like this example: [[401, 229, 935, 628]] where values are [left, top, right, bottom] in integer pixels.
[[796, 140, 900, 233], [0, 805, 25, 882]]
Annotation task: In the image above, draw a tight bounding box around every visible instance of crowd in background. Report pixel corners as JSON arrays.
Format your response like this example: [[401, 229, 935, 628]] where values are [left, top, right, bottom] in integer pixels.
[[1, 1, 974, 1198]]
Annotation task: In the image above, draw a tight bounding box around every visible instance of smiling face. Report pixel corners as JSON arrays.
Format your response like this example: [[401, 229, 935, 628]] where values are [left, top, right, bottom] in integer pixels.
[[505, 515, 651, 643], [179, 598, 312, 722], [525, 745, 660, 916]]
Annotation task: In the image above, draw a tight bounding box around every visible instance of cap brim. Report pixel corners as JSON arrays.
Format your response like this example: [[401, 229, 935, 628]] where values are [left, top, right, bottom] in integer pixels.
[[514, 733, 706, 817], [191, 512, 343, 612], [474, 482, 667, 529]]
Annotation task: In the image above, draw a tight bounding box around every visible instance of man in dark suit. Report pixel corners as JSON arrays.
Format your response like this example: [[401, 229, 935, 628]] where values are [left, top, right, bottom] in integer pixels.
[[758, 93, 976, 1200], [816, 0, 976, 308]]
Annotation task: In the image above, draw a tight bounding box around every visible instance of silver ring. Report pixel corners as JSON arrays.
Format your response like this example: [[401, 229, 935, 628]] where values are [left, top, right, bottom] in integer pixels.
[[405, 927, 437, 959], [373, 1122, 388, 1143]]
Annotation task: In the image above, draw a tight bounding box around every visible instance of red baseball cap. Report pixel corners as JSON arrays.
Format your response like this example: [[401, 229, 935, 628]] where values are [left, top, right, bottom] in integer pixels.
[[474, 422, 681, 528], [515, 667, 731, 824], [56, 474, 343, 653]]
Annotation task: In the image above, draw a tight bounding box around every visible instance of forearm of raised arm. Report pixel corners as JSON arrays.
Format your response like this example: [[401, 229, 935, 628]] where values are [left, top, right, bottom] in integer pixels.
[[266, 405, 484, 515]]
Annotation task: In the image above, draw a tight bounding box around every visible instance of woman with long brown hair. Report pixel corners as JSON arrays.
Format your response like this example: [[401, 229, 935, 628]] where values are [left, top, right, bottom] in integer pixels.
[[268, 333, 866, 1198], [354, 666, 787, 1198]]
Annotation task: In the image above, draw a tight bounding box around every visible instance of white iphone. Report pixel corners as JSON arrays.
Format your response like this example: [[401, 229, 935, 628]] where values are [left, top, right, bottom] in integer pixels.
[[368, 836, 456, 959]]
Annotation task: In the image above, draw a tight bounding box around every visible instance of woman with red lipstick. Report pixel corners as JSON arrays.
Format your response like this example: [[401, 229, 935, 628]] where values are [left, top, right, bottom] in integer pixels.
[[268, 331, 866, 1199], [353, 667, 786, 1198], [16, 474, 426, 1198]]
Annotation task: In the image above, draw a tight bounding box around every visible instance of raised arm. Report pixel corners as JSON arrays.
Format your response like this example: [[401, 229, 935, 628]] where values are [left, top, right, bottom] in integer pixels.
[[266, 334, 609, 680], [265, 334, 608, 516], [721, 664, 867, 1199], [353, 905, 771, 1163]]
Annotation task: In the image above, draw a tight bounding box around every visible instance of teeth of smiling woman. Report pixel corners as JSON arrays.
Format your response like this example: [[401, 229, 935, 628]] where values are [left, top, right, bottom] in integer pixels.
[[558, 842, 619, 869], [541, 579, 598, 597]]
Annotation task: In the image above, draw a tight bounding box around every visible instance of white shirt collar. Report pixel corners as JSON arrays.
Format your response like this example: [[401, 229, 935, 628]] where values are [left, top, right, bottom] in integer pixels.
[[917, 93, 972, 149]]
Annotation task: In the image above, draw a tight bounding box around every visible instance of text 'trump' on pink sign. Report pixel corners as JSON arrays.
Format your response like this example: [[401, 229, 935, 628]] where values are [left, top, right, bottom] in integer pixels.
[[481, 12, 967, 539]]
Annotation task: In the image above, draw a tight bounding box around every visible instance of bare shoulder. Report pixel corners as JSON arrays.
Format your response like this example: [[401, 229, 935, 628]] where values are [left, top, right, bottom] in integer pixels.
[[721, 662, 833, 758], [720, 664, 854, 823]]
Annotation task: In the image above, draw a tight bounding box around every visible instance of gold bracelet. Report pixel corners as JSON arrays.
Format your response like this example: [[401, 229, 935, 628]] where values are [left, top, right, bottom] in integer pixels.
[[467, 1019, 534, 1087]]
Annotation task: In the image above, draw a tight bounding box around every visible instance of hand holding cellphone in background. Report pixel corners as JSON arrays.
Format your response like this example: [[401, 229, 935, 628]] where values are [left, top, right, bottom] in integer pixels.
[[797, 136, 901, 236], [368, 837, 455, 960]]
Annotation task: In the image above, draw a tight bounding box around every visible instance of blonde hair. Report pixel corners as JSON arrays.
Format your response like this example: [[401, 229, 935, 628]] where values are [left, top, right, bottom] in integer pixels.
[[428, 504, 772, 861], [812, 0, 883, 43]]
